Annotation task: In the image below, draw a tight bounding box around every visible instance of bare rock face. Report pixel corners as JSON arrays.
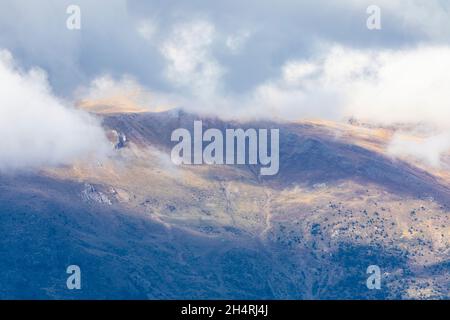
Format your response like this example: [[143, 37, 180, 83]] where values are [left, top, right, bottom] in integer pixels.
[[105, 129, 128, 150], [81, 183, 112, 205]]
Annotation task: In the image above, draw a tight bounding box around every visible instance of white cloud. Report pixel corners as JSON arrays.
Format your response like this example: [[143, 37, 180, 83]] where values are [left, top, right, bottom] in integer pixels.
[[226, 30, 252, 54], [242, 44, 450, 165], [136, 19, 157, 41], [342, 47, 450, 127], [388, 133, 450, 168], [79, 75, 146, 103], [76, 74, 184, 113], [160, 20, 225, 99], [237, 45, 450, 125], [282, 61, 318, 85], [0, 50, 109, 171]]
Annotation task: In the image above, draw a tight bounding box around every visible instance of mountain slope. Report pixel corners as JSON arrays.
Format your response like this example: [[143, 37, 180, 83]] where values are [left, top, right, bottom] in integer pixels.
[[0, 109, 449, 299]]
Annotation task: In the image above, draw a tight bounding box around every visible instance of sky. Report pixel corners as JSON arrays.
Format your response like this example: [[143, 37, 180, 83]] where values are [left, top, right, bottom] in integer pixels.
[[1, 0, 449, 96], [1, 0, 450, 169]]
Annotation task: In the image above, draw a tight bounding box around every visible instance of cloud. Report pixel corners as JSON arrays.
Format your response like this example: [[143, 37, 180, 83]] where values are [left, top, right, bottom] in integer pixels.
[[78, 75, 149, 107], [1, 0, 449, 97], [160, 20, 224, 99], [282, 61, 319, 85], [388, 133, 450, 168], [226, 45, 450, 125], [226, 30, 252, 54], [341, 46, 450, 127], [136, 19, 158, 41], [76, 74, 184, 113], [0, 50, 109, 171]]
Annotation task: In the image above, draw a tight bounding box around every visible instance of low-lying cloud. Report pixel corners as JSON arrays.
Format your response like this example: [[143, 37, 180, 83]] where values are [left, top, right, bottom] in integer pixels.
[[388, 133, 450, 168], [0, 50, 109, 171], [249, 45, 450, 166]]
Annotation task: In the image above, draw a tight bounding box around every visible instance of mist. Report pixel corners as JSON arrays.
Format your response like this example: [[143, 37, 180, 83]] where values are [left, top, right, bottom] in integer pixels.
[[0, 50, 109, 171]]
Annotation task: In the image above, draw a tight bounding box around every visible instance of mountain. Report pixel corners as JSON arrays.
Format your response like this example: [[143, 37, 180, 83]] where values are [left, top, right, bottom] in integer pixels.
[[0, 109, 449, 299]]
